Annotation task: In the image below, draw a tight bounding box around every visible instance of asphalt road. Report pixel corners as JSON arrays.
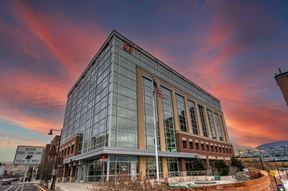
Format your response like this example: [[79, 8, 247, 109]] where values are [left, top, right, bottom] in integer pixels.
[[0, 182, 43, 191]]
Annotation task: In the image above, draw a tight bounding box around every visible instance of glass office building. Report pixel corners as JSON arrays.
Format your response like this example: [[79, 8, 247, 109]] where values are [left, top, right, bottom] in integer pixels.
[[59, 30, 234, 182]]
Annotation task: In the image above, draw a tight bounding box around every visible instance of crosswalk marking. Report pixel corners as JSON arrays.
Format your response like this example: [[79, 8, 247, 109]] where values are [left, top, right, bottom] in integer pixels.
[[3, 185, 13, 191]]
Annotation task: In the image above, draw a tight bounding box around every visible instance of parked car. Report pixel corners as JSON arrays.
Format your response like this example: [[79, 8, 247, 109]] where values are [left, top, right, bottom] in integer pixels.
[[2, 178, 11, 185]]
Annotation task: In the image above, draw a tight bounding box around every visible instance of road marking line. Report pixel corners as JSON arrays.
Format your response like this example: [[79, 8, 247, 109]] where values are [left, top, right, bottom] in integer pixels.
[[57, 186, 70, 191], [14, 185, 21, 191], [35, 184, 46, 191], [4, 185, 13, 191]]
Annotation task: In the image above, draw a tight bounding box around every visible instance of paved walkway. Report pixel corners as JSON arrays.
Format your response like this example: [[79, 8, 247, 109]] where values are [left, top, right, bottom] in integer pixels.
[[55, 182, 98, 191]]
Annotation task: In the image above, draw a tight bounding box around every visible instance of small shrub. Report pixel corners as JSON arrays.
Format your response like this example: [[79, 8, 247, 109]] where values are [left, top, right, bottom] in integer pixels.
[[88, 174, 172, 191], [213, 160, 229, 176], [231, 156, 244, 172]]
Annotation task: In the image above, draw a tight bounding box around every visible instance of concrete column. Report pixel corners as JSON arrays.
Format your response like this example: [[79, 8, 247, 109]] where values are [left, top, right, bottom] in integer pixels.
[[180, 158, 187, 177], [139, 156, 146, 178], [62, 164, 68, 182], [136, 67, 145, 150], [106, 156, 110, 181], [184, 96, 193, 134], [171, 88, 180, 131], [70, 166, 75, 182], [82, 164, 87, 182], [155, 79, 166, 151], [194, 100, 203, 136], [76, 166, 82, 182], [162, 157, 168, 179], [205, 156, 211, 170]]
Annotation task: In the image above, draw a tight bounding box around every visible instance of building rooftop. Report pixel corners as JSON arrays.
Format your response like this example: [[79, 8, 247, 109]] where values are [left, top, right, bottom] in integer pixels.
[[275, 68, 288, 79], [68, 30, 220, 103]]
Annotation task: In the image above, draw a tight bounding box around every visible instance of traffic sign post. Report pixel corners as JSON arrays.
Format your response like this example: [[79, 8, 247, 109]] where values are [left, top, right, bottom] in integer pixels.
[[14, 146, 43, 191], [20, 165, 28, 191], [14, 146, 43, 165]]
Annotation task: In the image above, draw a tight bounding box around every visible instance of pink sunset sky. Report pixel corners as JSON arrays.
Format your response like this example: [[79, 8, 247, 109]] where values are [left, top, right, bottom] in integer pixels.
[[0, 0, 287, 161]]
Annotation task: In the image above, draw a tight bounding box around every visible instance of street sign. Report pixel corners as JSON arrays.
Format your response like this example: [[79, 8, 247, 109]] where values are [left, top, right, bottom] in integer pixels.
[[14, 145, 43, 165], [269, 170, 278, 177]]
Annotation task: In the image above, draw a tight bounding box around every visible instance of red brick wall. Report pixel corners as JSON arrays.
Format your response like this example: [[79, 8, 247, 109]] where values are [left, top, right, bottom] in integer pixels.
[[176, 132, 234, 159], [59, 135, 80, 159]]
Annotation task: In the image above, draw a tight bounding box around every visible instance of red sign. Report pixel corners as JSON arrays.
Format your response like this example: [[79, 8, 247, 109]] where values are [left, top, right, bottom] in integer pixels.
[[123, 42, 133, 54], [100, 155, 108, 162]]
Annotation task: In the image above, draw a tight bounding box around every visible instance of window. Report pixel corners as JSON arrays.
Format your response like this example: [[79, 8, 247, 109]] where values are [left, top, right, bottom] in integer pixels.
[[176, 94, 188, 132], [198, 105, 208, 137], [189, 141, 194, 149], [219, 147, 222, 153], [220, 116, 227, 142], [167, 158, 180, 177], [211, 145, 214, 152], [188, 101, 199, 135], [207, 109, 216, 139], [182, 140, 187, 149], [214, 113, 224, 141], [67, 146, 70, 154], [195, 142, 200, 150], [71, 144, 74, 153], [161, 86, 177, 152], [206, 144, 210, 151], [201, 143, 205, 151], [215, 146, 218, 153], [143, 77, 158, 151]]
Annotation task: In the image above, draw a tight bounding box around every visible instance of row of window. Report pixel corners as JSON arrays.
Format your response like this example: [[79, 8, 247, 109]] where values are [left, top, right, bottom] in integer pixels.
[[175, 93, 226, 142], [60, 144, 75, 157], [182, 140, 232, 154]]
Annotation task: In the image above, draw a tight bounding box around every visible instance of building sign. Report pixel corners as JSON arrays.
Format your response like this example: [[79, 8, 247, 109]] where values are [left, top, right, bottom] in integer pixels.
[[123, 42, 134, 54], [14, 146, 43, 165], [100, 155, 108, 162]]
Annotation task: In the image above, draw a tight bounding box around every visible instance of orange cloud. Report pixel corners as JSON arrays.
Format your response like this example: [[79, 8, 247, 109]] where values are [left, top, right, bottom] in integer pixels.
[[0, 72, 65, 133]]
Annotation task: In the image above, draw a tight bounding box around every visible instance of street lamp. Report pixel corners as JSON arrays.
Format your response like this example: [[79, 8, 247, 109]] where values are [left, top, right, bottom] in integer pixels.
[[48, 129, 61, 191], [48, 129, 61, 135]]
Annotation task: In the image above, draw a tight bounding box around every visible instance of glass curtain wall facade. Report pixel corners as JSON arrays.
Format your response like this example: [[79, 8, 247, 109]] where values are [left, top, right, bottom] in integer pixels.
[[61, 43, 112, 154], [207, 109, 217, 140], [198, 105, 209, 137], [60, 31, 233, 182], [176, 94, 188, 132], [188, 100, 199, 135], [214, 113, 224, 141], [161, 86, 177, 152], [110, 39, 138, 149], [142, 77, 157, 151]]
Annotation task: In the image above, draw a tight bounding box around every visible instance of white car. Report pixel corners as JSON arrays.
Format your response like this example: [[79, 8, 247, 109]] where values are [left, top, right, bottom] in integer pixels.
[[2, 178, 11, 185]]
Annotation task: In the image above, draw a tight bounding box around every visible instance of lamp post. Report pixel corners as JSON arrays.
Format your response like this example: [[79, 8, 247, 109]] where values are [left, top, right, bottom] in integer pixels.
[[280, 145, 288, 178], [48, 129, 61, 191], [150, 77, 160, 182], [258, 149, 265, 170]]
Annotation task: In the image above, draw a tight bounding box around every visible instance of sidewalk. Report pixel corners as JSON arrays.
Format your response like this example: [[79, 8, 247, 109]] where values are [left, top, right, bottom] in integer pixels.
[[55, 182, 98, 191]]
